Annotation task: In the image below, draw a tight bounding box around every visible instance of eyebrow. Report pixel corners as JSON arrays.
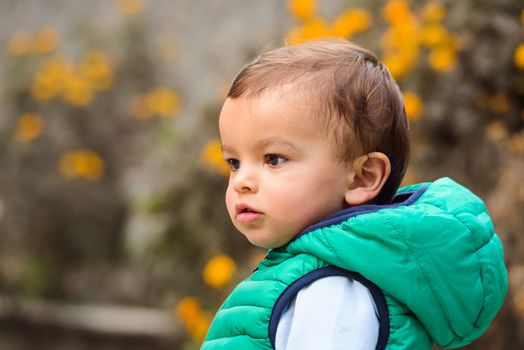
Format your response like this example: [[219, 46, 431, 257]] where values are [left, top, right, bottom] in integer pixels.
[[255, 137, 298, 151], [221, 137, 298, 154]]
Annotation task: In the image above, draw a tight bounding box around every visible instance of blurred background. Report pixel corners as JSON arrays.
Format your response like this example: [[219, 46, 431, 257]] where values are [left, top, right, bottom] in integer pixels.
[[0, 0, 523, 349]]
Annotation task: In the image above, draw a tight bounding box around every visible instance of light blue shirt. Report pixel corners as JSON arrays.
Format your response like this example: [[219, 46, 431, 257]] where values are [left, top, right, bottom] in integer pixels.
[[276, 276, 379, 350]]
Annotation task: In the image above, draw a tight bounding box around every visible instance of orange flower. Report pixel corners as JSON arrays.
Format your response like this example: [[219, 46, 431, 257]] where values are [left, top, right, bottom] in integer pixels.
[[31, 55, 74, 102], [116, 0, 144, 16], [421, 1, 446, 23], [428, 45, 456, 72], [15, 112, 44, 142], [32, 27, 59, 54], [145, 87, 181, 118], [382, 0, 412, 26], [421, 24, 450, 47], [175, 297, 202, 323], [58, 150, 105, 181], [129, 95, 153, 120], [63, 76, 93, 106], [286, 17, 331, 45], [79, 50, 113, 91], [331, 9, 373, 38], [485, 122, 507, 142], [288, 0, 317, 22], [488, 93, 509, 114], [6, 31, 32, 57], [403, 91, 423, 121], [202, 254, 237, 289], [174, 297, 212, 341], [514, 43, 524, 70], [201, 138, 230, 176]]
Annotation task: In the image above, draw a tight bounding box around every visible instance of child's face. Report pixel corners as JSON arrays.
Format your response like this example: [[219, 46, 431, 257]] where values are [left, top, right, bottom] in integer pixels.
[[219, 88, 354, 249]]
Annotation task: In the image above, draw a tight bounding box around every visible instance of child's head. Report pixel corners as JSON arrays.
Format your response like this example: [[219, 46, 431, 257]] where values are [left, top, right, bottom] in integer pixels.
[[219, 38, 409, 248]]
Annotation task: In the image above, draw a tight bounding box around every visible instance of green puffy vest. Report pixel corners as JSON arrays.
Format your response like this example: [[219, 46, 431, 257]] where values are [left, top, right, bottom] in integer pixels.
[[202, 178, 507, 349]]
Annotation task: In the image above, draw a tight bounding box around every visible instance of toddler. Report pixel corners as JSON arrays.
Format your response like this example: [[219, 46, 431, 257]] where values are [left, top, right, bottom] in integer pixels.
[[202, 39, 507, 350]]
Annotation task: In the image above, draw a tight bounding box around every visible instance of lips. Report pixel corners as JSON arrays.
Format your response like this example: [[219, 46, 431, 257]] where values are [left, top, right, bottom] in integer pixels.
[[235, 204, 263, 223]]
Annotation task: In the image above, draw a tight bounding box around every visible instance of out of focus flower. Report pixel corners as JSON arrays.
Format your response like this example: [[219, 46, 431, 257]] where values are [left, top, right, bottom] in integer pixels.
[[129, 95, 153, 120], [421, 1, 446, 23], [79, 50, 113, 91], [485, 122, 507, 142], [201, 139, 230, 176], [382, 0, 412, 26], [117, 0, 144, 16], [32, 27, 59, 54], [288, 0, 317, 22], [514, 43, 524, 70], [31, 55, 74, 101], [15, 112, 44, 142], [175, 297, 202, 323], [5, 31, 32, 57], [175, 297, 212, 341], [331, 9, 372, 39], [58, 149, 105, 182], [488, 93, 509, 114], [403, 91, 423, 121], [428, 45, 456, 72], [421, 24, 451, 47], [286, 17, 331, 45], [508, 131, 524, 156], [202, 254, 236, 289], [382, 51, 417, 80], [145, 88, 181, 118], [63, 76, 93, 106]]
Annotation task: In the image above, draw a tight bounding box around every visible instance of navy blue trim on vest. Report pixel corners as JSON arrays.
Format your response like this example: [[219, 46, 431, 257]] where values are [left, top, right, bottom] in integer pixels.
[[294, 185, 428, 240], [268, 266, 390, 350]]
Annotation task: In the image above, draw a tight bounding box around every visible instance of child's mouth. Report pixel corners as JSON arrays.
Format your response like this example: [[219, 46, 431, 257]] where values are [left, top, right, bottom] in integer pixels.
[[235, 204, 263, 223]]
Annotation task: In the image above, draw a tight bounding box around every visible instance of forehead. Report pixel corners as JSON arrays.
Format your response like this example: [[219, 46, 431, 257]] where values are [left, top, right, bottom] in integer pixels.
[[220, 84, 322, 133]]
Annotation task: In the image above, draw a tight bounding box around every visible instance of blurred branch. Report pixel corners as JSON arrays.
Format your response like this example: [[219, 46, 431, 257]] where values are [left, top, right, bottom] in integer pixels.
[[0, 294, 183, 340]]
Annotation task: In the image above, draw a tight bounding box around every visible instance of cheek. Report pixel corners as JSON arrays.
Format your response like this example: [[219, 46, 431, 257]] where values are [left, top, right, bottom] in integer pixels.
[[225, 186, 235, 217]]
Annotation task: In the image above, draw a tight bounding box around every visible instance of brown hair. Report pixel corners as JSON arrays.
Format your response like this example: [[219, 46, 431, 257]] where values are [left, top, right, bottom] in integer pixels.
[[227, 38, 410, 204]]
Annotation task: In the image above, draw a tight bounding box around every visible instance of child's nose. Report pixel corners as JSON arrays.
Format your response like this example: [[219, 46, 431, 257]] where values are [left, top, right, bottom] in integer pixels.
[[232, 166, 258, 193]]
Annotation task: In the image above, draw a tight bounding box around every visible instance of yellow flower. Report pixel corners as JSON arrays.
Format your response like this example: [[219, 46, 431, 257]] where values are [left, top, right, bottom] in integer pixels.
[[488, 93, 509, 114], [382, 52, 417, 80], [428, 45, 456, 72], [63, 76, 93, 106], [116, 0, 144, 16], [202, 254, 236, 289], [514, 42, 524, 70], [402, 91, 423, 121], [32, 27, 59, 54], [286, 17, 331, 45], [484, 122, 507, 142], [508, 131, 524, 156], [174, 297, 212, 341], [288, 0, 317, 22], [421, 24, 450, 47], [31, 55, 74, 102], [129, 95, 153, 120], [382, 0, 412, 26], [201, 138, 229, 176], [175, 297, 202, 323], [331, 9, 373, 39], [58, 150, 105, 181], [79, 50, 113, 91], [6, 31, 32, 57], [145, 87, 181, 118], [421, 1, 446, 23], [15, 112, 44, 142]]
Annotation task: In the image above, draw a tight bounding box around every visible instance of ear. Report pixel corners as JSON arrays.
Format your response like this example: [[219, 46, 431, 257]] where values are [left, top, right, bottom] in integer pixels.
[[345, 152, 391, 206]]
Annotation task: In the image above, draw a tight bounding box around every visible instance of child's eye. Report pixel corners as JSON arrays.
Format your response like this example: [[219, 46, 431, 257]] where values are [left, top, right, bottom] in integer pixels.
[[264, 154, 287, 167], [225, 158, 240, 170]]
